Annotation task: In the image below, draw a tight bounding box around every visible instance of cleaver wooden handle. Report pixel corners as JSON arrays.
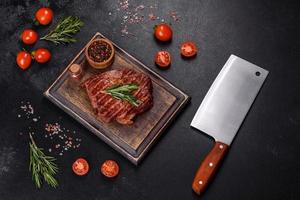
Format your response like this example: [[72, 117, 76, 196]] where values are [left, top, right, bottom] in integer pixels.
[[192, 141, 229, 195]]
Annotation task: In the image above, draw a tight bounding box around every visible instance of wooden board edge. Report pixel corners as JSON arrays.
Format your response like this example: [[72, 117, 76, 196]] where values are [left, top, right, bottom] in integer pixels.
[[135, 95, 191, 165]]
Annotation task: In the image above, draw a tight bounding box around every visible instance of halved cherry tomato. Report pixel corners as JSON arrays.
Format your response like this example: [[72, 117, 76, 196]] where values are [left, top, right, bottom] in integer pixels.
[[154, 23, 172, 42], [35, 7, 53, 25], [181, 42, 197, 57], [21, 29, 38, 45], [16, 51, 32, 70], [155, 51, 171, 68], [101, 160, 119, 178], [72, 158, 89, 176], [32, 48, 51, 63]]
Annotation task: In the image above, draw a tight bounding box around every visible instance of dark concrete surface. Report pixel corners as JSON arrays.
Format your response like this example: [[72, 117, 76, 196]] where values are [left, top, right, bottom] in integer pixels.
[[0, 0, 299, 199]]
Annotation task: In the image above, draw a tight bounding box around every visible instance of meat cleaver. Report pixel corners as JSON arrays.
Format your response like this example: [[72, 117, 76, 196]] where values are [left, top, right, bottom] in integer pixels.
[[190, 55, 268, 195]]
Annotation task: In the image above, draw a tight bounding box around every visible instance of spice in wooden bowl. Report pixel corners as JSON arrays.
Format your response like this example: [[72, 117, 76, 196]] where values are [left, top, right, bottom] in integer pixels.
[[85, 39, 115, 69]]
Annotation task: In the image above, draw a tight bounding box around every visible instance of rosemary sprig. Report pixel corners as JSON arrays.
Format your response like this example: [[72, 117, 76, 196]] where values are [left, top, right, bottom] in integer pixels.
[[29, 133, 58, 188], [105, 83, 140, 106], [40, 16, 84, 45]]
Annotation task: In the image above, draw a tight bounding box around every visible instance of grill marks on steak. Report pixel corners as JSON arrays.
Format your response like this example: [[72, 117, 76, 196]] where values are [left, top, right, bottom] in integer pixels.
[[116, 75, 152, 124], [82, 69, 153, 124]]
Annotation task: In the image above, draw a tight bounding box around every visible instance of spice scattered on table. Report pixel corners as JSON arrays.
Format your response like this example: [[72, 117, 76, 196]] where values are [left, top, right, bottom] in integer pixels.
[[44, 123, 82, 156], [45, 123, 63, 136], [19, 101, 36, 119], [113, 0, 181, 37], [148, 13, 157, 21], [169, 11, 181, 22], [17, 100, 83, 156]]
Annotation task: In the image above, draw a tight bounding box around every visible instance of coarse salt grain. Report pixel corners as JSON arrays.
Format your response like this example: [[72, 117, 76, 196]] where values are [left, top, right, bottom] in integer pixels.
[[149, 13, 156, 20], [44, 122, 83, 156]]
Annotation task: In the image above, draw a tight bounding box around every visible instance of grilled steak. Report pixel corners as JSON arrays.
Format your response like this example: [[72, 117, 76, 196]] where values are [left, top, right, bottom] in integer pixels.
[[82, 68, 153, 125]]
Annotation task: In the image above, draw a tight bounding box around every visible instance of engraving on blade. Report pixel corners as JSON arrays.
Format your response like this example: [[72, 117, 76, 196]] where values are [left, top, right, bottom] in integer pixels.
[[191, 55, 268, 145]]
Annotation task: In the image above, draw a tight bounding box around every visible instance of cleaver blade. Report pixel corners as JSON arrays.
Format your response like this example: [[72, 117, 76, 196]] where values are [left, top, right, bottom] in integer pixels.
[[191, 55, 268, 195]]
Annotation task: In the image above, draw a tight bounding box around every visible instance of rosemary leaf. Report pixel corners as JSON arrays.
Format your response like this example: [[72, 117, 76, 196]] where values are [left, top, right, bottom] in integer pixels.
[[41, 16, 84, 45], [105, 83, 140, 106], [29, 133, 59, 188], [44, 172, 58, 188]]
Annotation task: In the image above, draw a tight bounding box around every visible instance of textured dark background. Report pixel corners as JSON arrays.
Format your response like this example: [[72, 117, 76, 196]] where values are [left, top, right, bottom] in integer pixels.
[[0, 0, 299, 199]]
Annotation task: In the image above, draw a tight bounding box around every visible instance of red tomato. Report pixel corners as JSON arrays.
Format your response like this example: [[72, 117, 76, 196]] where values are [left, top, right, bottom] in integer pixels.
[[72, 158, 89, 176], [101, 160, 119, 178], [16, 51, 32, 70], [32, 48, 51, 63], [181, 42, 197, 57], [154, 23, 173, 42], [35, 7, 53, 25], [155, 51, 171, 68], [21, 29, 38, 45]]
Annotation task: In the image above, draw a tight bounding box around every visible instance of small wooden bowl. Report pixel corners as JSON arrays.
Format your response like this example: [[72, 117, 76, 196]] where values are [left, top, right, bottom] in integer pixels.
[[85, 39, 115, 69]]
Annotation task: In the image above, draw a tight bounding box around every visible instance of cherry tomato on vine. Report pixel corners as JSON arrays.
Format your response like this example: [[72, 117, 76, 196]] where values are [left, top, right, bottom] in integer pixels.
[[32, 48, 51, 63], [154, 23, 173, 42], [16, 51, 32, 70], [72, 158, 89, 176], [35, 7, 53, 25], [180, 41, 197, 58], [21, 29, 38, 45], [155, 51, 171, 68], [101, 160, 120, 178]]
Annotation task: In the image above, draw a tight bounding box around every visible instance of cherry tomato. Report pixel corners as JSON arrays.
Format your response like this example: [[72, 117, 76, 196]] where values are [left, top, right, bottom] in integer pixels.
[[35, 7, 53, 25], [32, 48, 51, 63], [154, 23, 173, 42], [101, 160, 119, 178], [72, 158, 89, 176], [16, 51, 32, 70], [155, 51, 171, 68], [181, 42, 197, 57], [21, 29, 38, 45]]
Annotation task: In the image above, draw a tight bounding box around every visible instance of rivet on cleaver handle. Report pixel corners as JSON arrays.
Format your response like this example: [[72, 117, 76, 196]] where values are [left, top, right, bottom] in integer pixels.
[[191, 55, 268, 195]]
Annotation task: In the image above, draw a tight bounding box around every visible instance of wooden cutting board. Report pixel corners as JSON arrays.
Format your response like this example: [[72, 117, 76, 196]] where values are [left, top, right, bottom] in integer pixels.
[[44, 32, 190, 165]]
